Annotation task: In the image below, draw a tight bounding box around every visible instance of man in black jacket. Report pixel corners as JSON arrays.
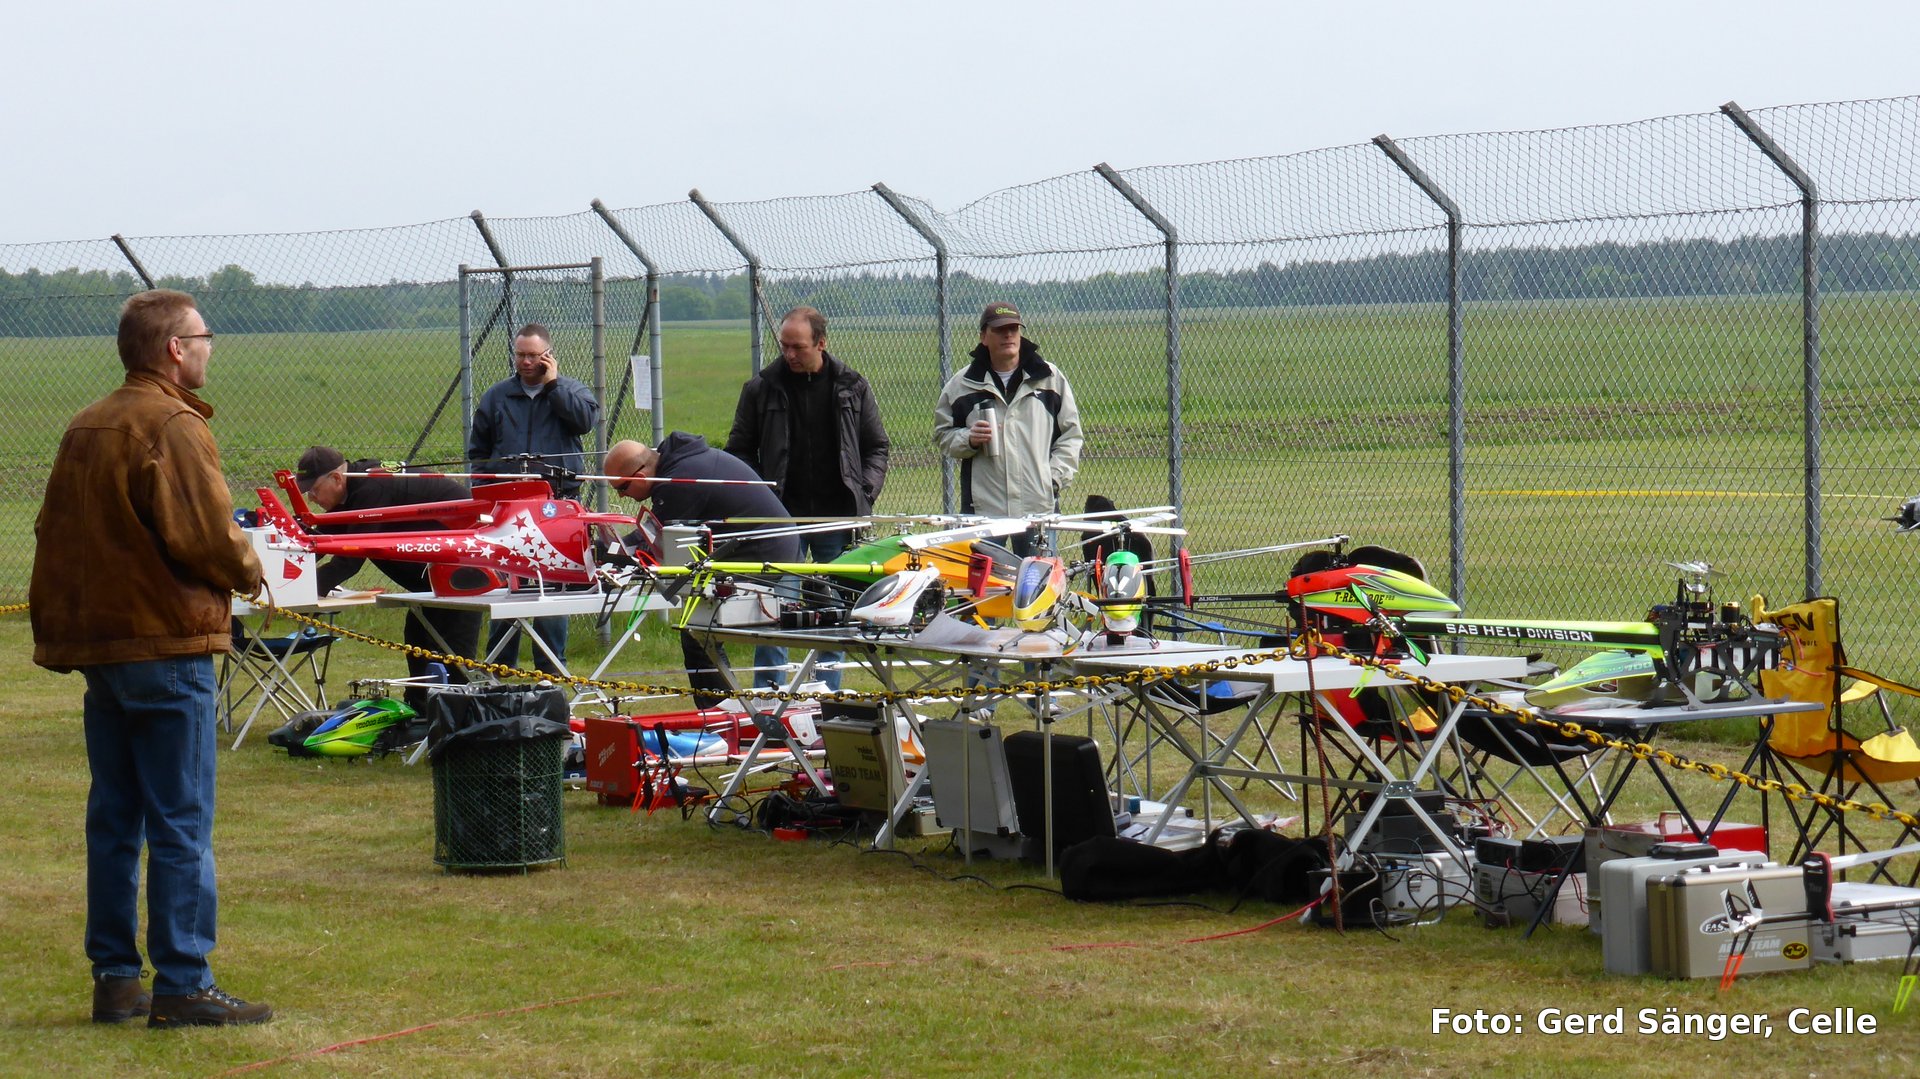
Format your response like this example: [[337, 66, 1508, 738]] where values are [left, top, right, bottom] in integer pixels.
[[725, 307, 888, 689], [294, 446, 482, 708]]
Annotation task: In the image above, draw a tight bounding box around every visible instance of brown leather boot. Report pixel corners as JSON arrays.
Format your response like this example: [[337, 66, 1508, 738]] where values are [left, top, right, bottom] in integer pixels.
[[147, 985, 273, 1029], [92, 974, 152, 1024]]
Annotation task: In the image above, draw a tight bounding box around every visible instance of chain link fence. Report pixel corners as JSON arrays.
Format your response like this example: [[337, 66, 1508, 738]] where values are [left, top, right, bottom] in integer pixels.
[[4, 95, 1916, 678]]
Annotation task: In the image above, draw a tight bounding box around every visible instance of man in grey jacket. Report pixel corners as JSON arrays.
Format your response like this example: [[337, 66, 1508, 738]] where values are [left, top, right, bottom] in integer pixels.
[[726, 306, 889, 689], [932, 302, 1083, 556]]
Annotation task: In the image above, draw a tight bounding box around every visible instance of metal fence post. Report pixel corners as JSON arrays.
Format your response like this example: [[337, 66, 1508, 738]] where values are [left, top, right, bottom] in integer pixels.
[[110, 234, 155, 289], [591, 198, 665, 445], [1721, 101, 1823, 597], [590, 256, 607, 512], [1095, 164, 1184, 537], [470, 210, 514, 357], [690, 189, 765, 380], [872, 182, 953, 512], [458, 265, 474, 463], [1374, 135, 1467, 605]]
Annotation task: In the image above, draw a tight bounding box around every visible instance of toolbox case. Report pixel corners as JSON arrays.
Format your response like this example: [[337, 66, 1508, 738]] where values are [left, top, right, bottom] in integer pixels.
[[1646, 862, 1811, 979], [583, 711, 743, 804], [1811, 881, 1920, 964], [1599, 849, 1765, 975]]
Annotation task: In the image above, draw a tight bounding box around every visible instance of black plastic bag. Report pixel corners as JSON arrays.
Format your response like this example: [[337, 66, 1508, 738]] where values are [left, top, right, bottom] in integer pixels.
[[1058, 835, 1231, 902], [424, 684, 570, 761]]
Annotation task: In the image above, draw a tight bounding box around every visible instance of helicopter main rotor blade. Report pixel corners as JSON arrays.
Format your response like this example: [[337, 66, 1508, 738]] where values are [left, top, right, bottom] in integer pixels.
[[900, 518, 1033, 550], [1130, 535, 1350, 573], [574, 474, 777, 487], [1048, 511, 1181, 533], [1662, 560, 1722, 577], [677, 520, 871, 545]]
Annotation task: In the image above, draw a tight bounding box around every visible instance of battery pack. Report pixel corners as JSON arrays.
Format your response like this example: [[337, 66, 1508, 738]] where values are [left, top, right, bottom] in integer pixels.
[[1377, 852, 1471, 919], [1475, 862, 1589, 928]]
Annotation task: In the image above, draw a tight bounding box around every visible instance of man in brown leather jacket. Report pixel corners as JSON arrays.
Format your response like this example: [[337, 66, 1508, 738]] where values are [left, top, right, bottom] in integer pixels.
[[30, 289, 274, 1029]]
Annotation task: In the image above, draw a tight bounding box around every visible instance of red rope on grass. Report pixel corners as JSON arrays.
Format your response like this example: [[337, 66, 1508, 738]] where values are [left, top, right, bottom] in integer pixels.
[[1178, 898, 1322, 943], [212, 989, 630, 1076], [824, 899, 1322, 971]]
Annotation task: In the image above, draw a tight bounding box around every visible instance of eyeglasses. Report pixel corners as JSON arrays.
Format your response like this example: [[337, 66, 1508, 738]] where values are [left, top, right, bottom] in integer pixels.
[[176, 332, 215, 343]]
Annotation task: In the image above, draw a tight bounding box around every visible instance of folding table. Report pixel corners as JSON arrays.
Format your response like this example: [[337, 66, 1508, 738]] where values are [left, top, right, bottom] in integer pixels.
[[375, 586, 672, 710], [689, 614, 1151, 874], [1535, 695, 1825, 843], [1069, 648, 1527, 867]]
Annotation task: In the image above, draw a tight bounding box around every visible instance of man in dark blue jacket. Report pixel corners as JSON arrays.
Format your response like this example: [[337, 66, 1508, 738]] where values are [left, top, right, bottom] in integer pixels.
[[611, 434, 800, 561], [467, 322, 601, 674], [605, 435, 799, 704]]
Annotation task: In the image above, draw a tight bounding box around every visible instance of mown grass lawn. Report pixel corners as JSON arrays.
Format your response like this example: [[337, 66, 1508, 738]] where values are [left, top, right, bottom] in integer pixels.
[[1, 608, 1918, 1077]]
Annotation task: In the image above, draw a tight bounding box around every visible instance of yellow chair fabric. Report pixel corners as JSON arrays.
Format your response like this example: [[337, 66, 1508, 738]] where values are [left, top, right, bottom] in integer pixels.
[[1752, 594, 1920, 785]]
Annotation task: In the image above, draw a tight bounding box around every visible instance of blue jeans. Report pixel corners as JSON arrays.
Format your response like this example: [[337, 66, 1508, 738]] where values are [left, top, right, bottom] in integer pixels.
[[755, 531, 848, 691], [81, 656, 220, 996], [487, 616, 569, 676]]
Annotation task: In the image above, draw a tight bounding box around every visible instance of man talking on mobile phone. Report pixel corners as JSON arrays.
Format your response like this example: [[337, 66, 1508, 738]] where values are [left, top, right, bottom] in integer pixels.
[[467, 321, 602, 674]]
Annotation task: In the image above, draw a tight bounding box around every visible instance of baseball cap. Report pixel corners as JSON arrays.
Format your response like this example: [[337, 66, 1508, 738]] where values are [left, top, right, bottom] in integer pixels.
[[979, 302, 1022, 331], [294, 445, 346, 492]]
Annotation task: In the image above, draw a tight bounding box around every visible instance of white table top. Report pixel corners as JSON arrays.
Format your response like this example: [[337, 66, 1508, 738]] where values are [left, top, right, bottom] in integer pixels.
[[1069, 648, 1528, 693], [375, 588, 671, 618], [232, 592, 383, 616], [1529, 694, 1825, 726]]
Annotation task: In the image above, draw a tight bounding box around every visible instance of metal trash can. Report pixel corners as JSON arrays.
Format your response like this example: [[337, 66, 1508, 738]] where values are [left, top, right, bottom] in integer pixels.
[[426, 685, 572, 872]]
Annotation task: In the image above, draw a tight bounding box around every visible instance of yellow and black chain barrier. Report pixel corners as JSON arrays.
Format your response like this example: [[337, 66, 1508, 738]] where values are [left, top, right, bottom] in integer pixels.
[[14, 593, 1918, 834], [1309, 636, 1920, 834]]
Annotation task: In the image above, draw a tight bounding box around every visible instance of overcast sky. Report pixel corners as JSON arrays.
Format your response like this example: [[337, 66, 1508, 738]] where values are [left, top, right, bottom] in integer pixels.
[[7, 0, 1915, 243]]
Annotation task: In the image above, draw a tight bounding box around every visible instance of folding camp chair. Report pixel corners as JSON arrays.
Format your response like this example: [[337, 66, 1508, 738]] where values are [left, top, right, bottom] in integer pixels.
[[221, 617, 339, 749], [1748, 595, 1920, 882], [1279, 543, 1467, 838]]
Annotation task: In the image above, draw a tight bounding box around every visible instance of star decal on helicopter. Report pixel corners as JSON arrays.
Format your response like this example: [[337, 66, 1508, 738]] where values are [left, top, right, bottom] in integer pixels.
[[469, 509, 588, 575]]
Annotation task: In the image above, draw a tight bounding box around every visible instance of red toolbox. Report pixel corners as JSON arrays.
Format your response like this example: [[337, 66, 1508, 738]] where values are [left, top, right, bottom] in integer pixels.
[[583, 711, 743, 804], [1594, 815, 1768, 858]]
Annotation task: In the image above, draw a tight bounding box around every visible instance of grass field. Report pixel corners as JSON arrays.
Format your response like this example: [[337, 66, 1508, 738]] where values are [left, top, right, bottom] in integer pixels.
[[4, 291, 1920, 675], [3, 611, 1920, 1076], [4, 284, 1920, 1069]]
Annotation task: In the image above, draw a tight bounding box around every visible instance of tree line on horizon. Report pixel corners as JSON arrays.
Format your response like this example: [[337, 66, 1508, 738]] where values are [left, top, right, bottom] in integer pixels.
[[4, 231, 1918, 339]]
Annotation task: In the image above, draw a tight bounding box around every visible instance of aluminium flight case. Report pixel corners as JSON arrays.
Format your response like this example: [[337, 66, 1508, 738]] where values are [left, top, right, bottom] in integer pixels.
[[1598, 848, 1765, 976], [1646, 862, 1812, 979]]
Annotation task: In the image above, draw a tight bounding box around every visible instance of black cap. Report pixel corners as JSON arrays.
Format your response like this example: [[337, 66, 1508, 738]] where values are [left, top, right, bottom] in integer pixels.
[[979, 302, 1022, 331], [294, 445, 345, 492]]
